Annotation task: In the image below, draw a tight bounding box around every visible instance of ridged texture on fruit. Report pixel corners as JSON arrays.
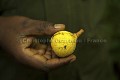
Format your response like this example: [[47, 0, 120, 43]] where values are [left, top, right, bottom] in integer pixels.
[[51, 31, 77, 57]]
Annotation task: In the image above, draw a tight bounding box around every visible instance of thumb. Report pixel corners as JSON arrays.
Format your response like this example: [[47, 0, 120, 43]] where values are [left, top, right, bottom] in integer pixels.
[[22, 20, 65, 36], [43, 24, 65, 35], [19, 20, 65, 35]]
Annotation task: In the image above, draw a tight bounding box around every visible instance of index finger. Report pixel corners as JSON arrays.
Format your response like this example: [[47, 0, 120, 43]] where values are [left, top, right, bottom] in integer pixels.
[[46, 54, 76, 69]]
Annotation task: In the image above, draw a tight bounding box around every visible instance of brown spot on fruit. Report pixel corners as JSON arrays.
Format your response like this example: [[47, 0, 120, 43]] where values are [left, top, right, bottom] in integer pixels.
[[64, 45, 67, 49]]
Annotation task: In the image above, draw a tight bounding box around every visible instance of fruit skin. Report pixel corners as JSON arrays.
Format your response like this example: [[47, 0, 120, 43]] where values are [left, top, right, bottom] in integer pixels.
[[51, 31, 78, 57]]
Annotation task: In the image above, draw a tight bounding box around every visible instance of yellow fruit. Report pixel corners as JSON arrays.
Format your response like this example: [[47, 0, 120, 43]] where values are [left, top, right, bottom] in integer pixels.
[[51, 29, 84, 57]]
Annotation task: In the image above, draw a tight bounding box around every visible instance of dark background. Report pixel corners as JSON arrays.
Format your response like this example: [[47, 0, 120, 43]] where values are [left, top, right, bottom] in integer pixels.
[[0, 0, 120, 80]]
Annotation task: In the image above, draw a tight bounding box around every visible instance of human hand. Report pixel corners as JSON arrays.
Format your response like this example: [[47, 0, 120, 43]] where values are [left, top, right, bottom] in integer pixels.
[[0, 16, 76, 71]]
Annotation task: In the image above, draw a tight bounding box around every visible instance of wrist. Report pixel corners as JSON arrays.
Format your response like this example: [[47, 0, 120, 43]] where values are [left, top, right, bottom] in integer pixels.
[[0, 17, 5, 44], [0, 16, 18, 44], [0, 16, 31, 45]]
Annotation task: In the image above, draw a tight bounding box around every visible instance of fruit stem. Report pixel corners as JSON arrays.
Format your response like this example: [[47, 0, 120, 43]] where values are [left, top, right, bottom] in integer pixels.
[[76, 29, 84, 37]]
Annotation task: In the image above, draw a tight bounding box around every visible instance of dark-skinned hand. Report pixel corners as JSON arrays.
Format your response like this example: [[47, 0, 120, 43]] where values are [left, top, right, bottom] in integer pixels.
[[0, 16, 76, 71]]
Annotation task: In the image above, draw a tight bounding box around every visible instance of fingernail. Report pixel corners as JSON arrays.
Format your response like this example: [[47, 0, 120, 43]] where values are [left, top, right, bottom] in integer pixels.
[[70, 56, 76, 63], [70, 59, 75, 63], [54, 24, 65, 29]]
